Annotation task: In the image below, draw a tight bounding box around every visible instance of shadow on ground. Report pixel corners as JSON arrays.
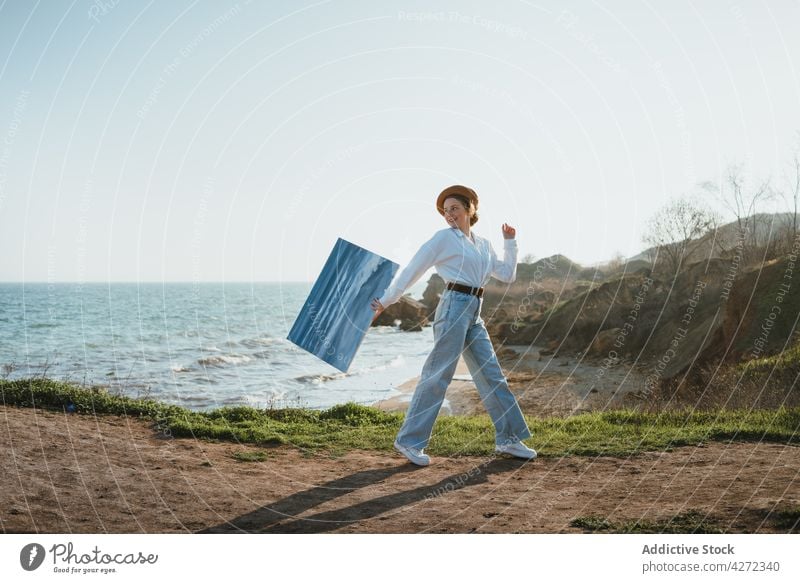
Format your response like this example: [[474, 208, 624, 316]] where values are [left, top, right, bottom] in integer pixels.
[[200, 458, 524, 533]]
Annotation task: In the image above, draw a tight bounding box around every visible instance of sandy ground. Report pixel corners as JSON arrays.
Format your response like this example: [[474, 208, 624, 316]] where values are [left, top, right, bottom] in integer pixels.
[[375, 345, 647, 417], [1, 405, 798, 534]]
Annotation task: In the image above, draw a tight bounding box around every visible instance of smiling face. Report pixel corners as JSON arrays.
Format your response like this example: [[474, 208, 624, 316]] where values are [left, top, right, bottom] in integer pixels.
[[442, 196, 472, 231]]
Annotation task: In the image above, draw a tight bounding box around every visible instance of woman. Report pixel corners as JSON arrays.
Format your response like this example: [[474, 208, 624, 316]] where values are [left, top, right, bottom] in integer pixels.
[[371, 185, 537, 466]]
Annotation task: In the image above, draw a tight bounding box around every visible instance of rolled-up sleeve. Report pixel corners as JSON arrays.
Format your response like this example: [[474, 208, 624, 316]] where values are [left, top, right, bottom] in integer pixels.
[[378, 232, 443, 307], [489, 238, 518, 283]]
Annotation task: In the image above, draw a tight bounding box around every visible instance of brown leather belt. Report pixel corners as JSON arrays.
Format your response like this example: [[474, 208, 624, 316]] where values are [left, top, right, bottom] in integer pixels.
[[446, 281, 484, 298]]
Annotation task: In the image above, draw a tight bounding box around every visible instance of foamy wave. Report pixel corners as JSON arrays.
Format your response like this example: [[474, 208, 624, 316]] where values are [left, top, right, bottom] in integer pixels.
[[177, 394, 212, 403], [388, 355, 405, 368], [171, 364, 192, 373], [347, 355, 406, 377], [293, 371, 349, 384], [197, 354, 253, 367], [371, 325, 401, 334]]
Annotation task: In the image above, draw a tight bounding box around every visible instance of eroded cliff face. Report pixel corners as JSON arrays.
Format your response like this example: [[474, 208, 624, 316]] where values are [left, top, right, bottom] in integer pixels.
[[376, 252, 800, 384], [487, 257, 800, 382], [720, 256, 800, 363]]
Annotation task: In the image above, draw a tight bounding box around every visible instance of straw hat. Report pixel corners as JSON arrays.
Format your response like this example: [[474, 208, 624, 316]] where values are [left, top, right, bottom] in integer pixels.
[[436, 185, 479, 215]]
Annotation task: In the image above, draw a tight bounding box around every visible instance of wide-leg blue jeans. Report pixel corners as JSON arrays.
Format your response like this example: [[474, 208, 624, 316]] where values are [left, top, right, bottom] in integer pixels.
[[395, 288, 532, 449]]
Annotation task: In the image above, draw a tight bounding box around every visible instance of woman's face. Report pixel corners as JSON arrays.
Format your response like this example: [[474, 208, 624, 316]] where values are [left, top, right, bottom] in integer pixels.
[[442, 196, 470, 230]]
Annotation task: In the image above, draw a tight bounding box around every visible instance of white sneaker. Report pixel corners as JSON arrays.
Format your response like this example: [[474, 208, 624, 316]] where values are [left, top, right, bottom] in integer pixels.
[[495, 441, 537, 460], [393, 441, 430, 466]]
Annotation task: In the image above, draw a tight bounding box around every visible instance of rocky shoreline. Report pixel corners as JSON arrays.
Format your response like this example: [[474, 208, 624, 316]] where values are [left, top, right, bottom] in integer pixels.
[[374, 345, 648, 417]]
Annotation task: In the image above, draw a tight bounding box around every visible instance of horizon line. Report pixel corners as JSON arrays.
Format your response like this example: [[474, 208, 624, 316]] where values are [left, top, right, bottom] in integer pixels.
[[0, 280, 316, 284]]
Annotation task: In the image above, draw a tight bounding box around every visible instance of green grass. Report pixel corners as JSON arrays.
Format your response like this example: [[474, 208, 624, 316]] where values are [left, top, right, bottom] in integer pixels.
[[767, 505, 800, 531], [2, 378, 799, 457], [571, 510, 725, 533], [572, 505, 800, 533], [738, 338, 800, 376], [230, 450, 271, 463]]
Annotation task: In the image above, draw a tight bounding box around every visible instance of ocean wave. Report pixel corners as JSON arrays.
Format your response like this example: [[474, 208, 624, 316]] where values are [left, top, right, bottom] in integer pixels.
[[239, 337, 276, 348], [293, 371, 349, 384], [171, 364, 192, 373], [193, 376, 219, 384], [347, 355, 406, 376], [28, 322, 59, 329], [220, 396, 248, 406], [388, 355, 405, 368], [370, 325, 404, 334], [197, 354, 252, 367], [176, 394, 212, 402]]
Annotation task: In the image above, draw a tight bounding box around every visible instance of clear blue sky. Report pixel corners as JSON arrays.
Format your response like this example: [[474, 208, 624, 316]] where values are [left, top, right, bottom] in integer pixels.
[[1, 0, 799, 282]]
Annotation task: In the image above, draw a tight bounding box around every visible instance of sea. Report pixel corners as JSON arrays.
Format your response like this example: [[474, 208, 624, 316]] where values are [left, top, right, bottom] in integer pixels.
[[0, 282, 434, 411]]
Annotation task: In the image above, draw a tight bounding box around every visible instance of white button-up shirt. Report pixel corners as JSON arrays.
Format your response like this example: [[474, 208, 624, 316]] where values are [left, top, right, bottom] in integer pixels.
[[378, 226, 518, 307]]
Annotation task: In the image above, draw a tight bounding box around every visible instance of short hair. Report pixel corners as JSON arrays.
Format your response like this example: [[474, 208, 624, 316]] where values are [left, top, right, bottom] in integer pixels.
[[444, 194, 479, 226]]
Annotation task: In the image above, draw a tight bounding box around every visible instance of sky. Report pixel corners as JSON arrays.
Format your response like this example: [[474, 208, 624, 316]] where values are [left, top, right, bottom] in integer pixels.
[[1, 0, 799, 283]]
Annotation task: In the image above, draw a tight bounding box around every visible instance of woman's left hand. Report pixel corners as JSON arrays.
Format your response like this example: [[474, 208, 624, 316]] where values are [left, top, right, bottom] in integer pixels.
[[501, 223, 516, 240], [370, 298, 385, 324]]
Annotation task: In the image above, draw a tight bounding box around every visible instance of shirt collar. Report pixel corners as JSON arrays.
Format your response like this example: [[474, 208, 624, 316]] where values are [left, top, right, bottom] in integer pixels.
[[450, 227, 479, 246]]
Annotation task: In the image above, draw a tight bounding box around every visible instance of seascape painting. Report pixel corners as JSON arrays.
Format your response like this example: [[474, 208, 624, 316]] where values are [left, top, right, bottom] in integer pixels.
[[287, 238, 398, 372]]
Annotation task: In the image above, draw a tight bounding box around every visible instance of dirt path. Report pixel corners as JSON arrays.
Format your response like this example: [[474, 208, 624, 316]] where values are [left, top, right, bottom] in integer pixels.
[[1, 405, 797, 533]]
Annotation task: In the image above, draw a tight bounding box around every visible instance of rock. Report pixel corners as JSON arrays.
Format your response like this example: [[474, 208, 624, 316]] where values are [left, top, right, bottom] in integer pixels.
[[587, 327, 622, 357], [372, 295, 429, 331], [421, 274, 446, 313], [496, 347, 518, 361]]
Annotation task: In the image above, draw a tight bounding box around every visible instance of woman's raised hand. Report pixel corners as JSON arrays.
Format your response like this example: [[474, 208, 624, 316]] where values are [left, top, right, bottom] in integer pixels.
[[370, 298, 385, 323], [501, 223, 516, 239]]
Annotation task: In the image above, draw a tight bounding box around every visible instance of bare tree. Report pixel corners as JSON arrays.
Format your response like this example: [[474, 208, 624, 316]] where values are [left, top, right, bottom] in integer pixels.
[[700, 163, 773, 262], [642, 197, 720, 277], [520, 253, 537, 264], [604, 252, 626, 276]]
